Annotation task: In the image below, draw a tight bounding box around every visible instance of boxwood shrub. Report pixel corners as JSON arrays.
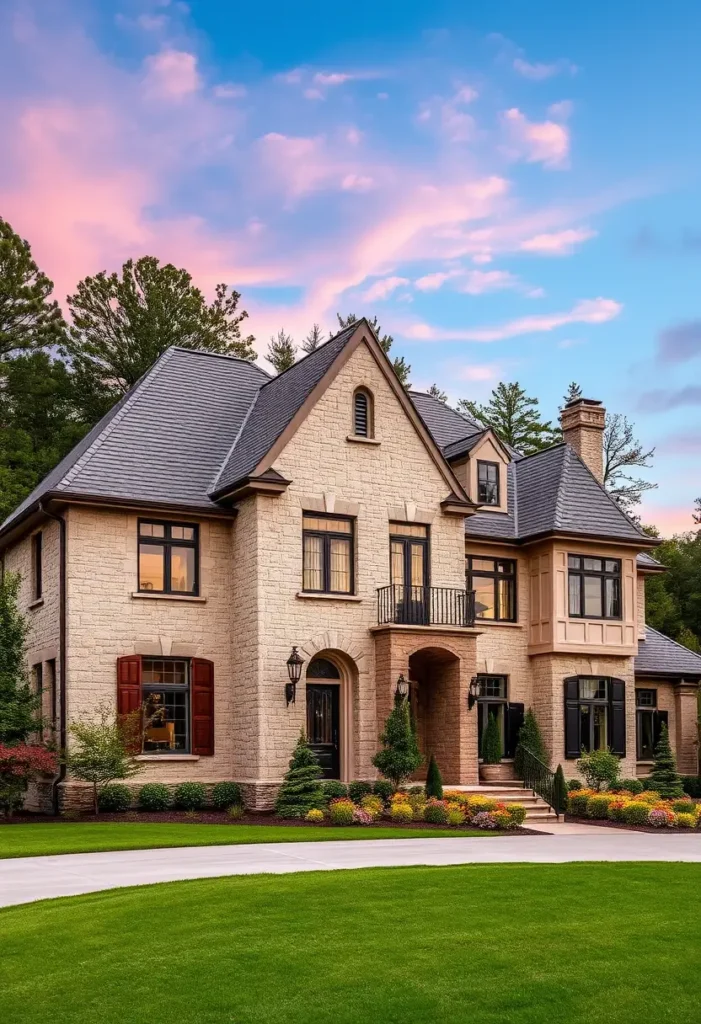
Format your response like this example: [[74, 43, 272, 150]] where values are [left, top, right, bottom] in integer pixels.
[[373, 780, 394, 804], [567, 791, 590, 816], [322, 780, 348, 801], [138, 783, 171, 812], [211, 782, 243, 810], [98, 784, 132, 813], [586, 794, 613, 819], [348, 780, 373, 803], [681, 776, 701, 799], [622, 800, 651, 825], [424, 799, 449, 825], [174, 782, 207, 811], [610, 778, 644, 795]]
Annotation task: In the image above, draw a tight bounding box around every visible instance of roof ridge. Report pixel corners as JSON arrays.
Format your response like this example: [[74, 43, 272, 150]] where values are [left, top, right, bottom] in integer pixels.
[[515, 441, 567, 464], [168, 346, 272, 375], [644, 625, 701, 662], [209, 387, 263, 492], [563, 443, 649, 539], [552, 444, 571, 529]]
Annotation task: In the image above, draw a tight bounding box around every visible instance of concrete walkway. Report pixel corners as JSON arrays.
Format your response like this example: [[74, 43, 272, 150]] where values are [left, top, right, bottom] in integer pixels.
[[2, 833, 700, 908]]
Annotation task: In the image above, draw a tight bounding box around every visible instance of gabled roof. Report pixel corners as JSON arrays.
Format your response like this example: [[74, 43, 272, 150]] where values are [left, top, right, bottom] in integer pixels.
[[408, 391, 482, 448], [635, 626, 701, 679]]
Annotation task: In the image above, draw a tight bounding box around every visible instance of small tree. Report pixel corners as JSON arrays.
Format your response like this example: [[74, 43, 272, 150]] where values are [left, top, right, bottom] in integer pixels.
[[266, 329, 297, 374], [64, 703, 144, 815], [482, 713, 502, 764], [301, 323, 323, 354], [553, 764, 568, 816], [425, 753, 443, 799], [0, 744, 58, 816], [576, 747, 620, 791], [372, 696, 422, 789], [275, 732, 325, 818], [648, 723, 684, 798], [514, 708, 549, 777], [427, 384, 448, 403], [0, 572, 40, 744]]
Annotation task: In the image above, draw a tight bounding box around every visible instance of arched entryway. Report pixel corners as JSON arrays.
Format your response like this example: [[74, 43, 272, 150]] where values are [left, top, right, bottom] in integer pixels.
[[305, 651, 356, 781], [408, 645, 470, 784]]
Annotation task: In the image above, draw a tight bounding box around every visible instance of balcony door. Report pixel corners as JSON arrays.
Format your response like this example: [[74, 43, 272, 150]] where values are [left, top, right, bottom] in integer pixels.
[[390, 523, 429, 625]]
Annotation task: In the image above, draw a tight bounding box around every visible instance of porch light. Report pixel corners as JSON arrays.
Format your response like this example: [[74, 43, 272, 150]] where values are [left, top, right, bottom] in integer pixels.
[[285, 646, 304, 706], [467, 676, 480, 711], [395, 674, 410, 701]]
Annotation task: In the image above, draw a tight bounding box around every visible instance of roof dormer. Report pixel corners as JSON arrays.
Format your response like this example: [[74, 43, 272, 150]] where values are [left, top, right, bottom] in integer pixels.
[[443, 429, 511, 513]]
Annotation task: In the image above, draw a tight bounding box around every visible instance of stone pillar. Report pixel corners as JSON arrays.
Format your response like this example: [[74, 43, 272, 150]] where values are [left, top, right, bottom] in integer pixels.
[[674, 681, 699, 774], [560, 398, 606, 482]]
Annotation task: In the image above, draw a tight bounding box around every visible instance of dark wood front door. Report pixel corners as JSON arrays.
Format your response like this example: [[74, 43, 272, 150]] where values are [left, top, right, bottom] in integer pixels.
[[306, 684, 340, 779]]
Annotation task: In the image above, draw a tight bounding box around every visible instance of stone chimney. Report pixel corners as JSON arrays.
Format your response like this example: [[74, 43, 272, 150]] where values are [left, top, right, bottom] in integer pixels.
[[560, 398, 606, 482]]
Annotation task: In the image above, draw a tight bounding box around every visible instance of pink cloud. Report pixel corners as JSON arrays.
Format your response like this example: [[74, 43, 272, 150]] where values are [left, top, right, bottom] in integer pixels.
[[415, 269, 462, 291], [213, 82, 247, 99], [363, 276, 410, 301], [501, 108, 570, 168], [513, 57, 578, 80], [143, 49, 201, 100], [258, 133, 378, 198], [459, 269, 522, 295], [341, 173, 375, 192], [520, 227, 597, 255]]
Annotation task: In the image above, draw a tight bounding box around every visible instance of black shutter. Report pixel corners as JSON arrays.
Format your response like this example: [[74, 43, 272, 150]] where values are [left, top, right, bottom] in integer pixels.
[[653, 710, 669, 752], [505, 703, 525, 759], [609, 678, 626, 757], [564, 677, 580, 759]]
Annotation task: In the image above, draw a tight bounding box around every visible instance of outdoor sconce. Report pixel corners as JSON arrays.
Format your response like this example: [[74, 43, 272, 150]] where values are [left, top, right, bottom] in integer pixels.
[[467, 676, 480, 711], [285, 646, 304, 706], [395, 673, 410, 701]]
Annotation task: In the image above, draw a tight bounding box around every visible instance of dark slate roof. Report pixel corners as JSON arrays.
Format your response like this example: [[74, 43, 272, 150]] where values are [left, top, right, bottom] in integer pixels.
[[211, 323, 358, 496], [635, 626, 701, 679], [408, 391, 482, 448], [637, 552, 665, 571], [442, 430, 487, 460], [1, 347, 270, 530]]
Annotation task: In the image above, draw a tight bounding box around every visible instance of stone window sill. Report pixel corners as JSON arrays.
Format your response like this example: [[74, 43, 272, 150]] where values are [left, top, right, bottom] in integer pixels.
[[346, 434, 381, 446], [28, 598, 45, 610], [475, 619, 523, 629], [131, 592, 207, 603], [136, 754, 201, 762], [296, 591, 363, 603]]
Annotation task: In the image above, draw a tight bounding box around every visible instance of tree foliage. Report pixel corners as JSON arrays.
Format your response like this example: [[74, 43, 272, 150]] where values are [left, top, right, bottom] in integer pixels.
[[481, 712, 503, 764], [427, 384, 448, 403], [334, 313, 411, 387], [603, 412, 656, 514], [275, 732, 325, 818], [562, 381, 583, 406], [0, 572, 40, 745], [302, 324, 323, 354], [65, 703, 144, 815], [266, 329, 297, 374], [372, 696, 422, 788], [0, 216, 66, 358], [644, 532, 701, 651], [576, 747, 621, 791], [425, 753, 443, 798], [514, 708, 549, 777], [648, 722, 684, 799], [458, 382, 557, 455]]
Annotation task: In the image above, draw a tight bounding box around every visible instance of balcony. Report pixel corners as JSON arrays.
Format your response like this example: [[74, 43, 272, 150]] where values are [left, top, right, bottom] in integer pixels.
[[376, 585, 476, 628]]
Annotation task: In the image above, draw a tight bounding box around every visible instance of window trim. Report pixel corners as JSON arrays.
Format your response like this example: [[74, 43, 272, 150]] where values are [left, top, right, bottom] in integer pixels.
[[32, 531, 43, 601], [564, 675, 626, 758], [137, 518, 200, 596], [466, 555, 517, 623], [141, 655, 192, 756], [352, 387, 374, 439], [302, 513, 355, 595], [567, 555, 622, 620], [476, 460, 500, 506], [389, 521, 431, 594]]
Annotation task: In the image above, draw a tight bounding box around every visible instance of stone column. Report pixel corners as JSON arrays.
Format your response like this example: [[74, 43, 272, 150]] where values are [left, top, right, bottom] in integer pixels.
[[674, 681, 699, 774]]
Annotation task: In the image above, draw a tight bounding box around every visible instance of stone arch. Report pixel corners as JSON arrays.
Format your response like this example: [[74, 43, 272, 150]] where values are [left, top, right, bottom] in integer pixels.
[[302, 644, 361, 782], [408, 644, 466, 785]]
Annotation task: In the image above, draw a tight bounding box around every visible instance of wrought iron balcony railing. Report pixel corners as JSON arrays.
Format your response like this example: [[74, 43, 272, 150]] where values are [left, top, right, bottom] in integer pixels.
[[376, 585, 476, 628]]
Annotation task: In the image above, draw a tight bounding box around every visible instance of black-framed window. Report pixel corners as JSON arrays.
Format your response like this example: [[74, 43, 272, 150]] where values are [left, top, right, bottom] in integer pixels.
[[142, 657, 191, 754], [32, 531, 43, 600], [138, 520, 199, 595], [353, 388, 373, 438], [564, 676, 626, 758], [476, 675, 524, 759], [567, 555, 621, 619], [635, 688, 667, 761], [33, 663, 43, 741], [466, 556, 516, 621], [477, 461, 500, 505], [302, 514, 354, 594]]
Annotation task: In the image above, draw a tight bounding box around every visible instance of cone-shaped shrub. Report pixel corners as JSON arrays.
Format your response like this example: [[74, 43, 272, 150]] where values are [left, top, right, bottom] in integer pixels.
[[648, 723, 684, 799], [482, 712, 502, 765], [553, 764, 568, 815], [514, 708, 549, 777], [275, 732, 325, 818], [426, 754, 443, 799], [372, 696, 422, 789]]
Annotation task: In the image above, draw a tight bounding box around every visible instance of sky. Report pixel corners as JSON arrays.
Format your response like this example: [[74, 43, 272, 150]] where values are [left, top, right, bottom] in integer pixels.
[[1, 0, 700, 536]]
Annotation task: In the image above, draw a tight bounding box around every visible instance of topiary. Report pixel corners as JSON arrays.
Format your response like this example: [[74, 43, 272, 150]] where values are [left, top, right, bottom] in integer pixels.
[[553, 764, 568, 815], [423, 799, 449, 825], [622, 801, 651, 825], [482, 712, 502, 765], [275, 732, 325, 819], [138, 782, 171, 812], [322, 780, 348, 802], [425, 754, 443, 799], [348, 780, 372, 804], [514, 707, 549, 776], [211, 782, 243, 810], [567, 779, 583, 791], [98, 784, 132, 813], [648, 723, 684, 799], [174, 782, 207, 811], [373, 779, 394, 804], [372, 696, 423, 788]]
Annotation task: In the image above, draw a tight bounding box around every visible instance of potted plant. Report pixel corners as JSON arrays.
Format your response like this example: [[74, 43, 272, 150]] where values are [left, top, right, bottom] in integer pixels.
[[479, 713, 509, 783]]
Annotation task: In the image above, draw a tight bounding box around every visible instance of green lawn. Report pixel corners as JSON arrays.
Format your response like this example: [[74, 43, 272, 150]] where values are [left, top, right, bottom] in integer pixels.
[[0, 822, 488, 859], [2, 864, 699, 1023]]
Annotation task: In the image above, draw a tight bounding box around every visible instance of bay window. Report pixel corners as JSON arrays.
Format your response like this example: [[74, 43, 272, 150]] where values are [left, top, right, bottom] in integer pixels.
[[568, 556, 621, 619]]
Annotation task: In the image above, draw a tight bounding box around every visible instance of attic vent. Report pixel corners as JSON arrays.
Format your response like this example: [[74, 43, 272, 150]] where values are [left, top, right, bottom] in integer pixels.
[[353, 388, 373, 437]]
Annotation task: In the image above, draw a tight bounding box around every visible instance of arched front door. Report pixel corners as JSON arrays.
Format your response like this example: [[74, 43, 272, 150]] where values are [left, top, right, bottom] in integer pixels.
[[306, 657, 341, 779]]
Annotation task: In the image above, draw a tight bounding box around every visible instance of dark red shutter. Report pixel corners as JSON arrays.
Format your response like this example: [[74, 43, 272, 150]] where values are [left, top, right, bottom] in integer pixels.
[[117, 656, 142, 753], [192, 658, 214, 756], [564, 677, 580, 759], [609, 678, 626, 757]]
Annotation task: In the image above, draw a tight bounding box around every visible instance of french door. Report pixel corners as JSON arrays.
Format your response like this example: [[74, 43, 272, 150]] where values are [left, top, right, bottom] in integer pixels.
[[306, 684, 340, 779], [390, 525, 429, 625]]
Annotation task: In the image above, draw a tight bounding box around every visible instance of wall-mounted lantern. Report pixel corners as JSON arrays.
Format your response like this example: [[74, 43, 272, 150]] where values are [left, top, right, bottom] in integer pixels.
[[394, 673, 410, 702], [285, 646, 304, 706], [467, 675, 480, 711]]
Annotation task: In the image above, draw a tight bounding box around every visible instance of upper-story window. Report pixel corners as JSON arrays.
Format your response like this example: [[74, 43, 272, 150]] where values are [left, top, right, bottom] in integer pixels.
[[466, 556, 516, 622], [352, 387, 374, 438], [302, 514, 354, 594], [567, 555, 621, 619], [32, 531, 43, 600], [477, 461, 500, 506], [138, 520, 199, 595]]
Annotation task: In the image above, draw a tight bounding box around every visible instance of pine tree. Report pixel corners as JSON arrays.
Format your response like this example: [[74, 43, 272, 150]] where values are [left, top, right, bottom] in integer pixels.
[[0, 572, 40, 744], [514, 708, 549, 777], [0, 216, 66, 357], [562, 381, 582, 407], [266, 329, 297, 374], [301, 324, 323, 354], [427, 384, 448, 403], [372, 695, 423, 788], [648, 722, 684, 798], [425, 753, 443, 798], [275, 732, 325, 818], [553, 764, 568, 815], [482, 712, 502, 765], [334, 313, 411, 387], [457, 382, 557, 455]]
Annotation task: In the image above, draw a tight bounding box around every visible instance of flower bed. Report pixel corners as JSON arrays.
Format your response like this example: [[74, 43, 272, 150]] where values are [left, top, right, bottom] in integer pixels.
[[565, 787, 701, 830]]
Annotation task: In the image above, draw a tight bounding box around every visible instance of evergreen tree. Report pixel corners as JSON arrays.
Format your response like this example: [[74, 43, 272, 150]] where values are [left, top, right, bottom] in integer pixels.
[[301, 323, 323, 354], [645, 531, 701, 650], [334, 313, 411, 387], [648, 722, 684, 798], [514, 708, 550, 777], [372, 695, 423, 788], [425, 753, 443, 798], [0, 216, 66, 357], [482, 712, 502, 764], [562, 381, 582, 407], [553, 764, 568, 815], [64, 256, 256, 417], [693, 497, 700, 526], [427, 384, 448, 403], [275, 732, 325, 818], [0, 572, 40, 744], [266, 329, 297, 374], [458, 382, 557, 455]]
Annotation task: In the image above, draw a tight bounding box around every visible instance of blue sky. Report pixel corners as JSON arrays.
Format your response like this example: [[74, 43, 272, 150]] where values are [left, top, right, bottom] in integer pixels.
[[1, 0, 700, 533]]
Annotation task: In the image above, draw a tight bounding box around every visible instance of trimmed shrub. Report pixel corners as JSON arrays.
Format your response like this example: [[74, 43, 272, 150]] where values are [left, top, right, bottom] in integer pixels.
[[493, 809, 514, 830], [610, 778, 644, 795], [446, 804, 466, 826], [348, 781, 372, 804], [567, 779, 583, 791], [227, 804, 244, 820], [586, 794, 613, 819], [389, 801, 413, 824], [373, 780, 394, 804], [506, 804, 527, 826], [648, 807, 675, 828], [328, 799, 355, 825], [174, 782, 207, 811], [577, 747, 620, 791], [305, 808, 325, 823], [648, 723, 684, 799], [671, 799, 696, 814], [567, 790, 592, 817], [622, 801, 651, 825], [675, 812, 697, 829], [471, 811, 498, 829], [482, 712, 502, 764], [138, 783, 171, 812], [352, 807, 373, 825], [607, 799, 628, 822], [681, 776, 701, 799], [275, 733, 324, 819], [514, 707, 549, 777], [211, 782, 243, 810], [553, 764, 568, 815], [98, 784, 132, 813], [322, 780, 348, 801], [426, 754, 443, 799], [373, 697, 422, 788], [360, 795, 383, 820], [423, 799, 449, 825], [465, 795, 498, 815]]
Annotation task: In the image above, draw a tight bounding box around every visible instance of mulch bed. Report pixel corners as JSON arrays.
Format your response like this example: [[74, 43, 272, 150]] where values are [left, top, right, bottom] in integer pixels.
[[565, 814, 698, 835]]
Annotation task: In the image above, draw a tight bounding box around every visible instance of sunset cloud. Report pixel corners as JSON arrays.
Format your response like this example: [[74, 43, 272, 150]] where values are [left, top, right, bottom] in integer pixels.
[[363, 276, 410, 301], [513, 57, 578, 80], [143, 49, 201, 100], [501, 107, 570, 168], [520, 227, 596, 255]]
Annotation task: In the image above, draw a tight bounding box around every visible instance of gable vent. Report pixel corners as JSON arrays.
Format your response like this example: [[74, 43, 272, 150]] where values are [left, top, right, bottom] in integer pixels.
[[354, 390, 369, 436]]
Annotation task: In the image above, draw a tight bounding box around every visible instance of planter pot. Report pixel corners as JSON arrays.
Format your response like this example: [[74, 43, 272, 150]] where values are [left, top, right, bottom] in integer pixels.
[[479, 763, 514, 783]]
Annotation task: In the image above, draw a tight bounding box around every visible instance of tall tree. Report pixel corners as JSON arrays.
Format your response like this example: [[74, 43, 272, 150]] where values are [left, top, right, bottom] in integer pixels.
[[334, 313, 411, 387], [301, 324, 323, 354], [458, 382, 557, 455], [0, 572, 40, 744], [693, 497, 700, 526], [64, 256, 256, 417], [427, 384, 448, 403], [602, 413, 656, 514], [266, 329, 297, 374], [645, 531, 701, 652], [0, 216, 66, 358], [562, 381, 583, 406]]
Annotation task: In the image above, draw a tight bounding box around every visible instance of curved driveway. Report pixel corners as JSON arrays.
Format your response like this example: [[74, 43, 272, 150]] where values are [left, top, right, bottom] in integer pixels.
[[2, 832, 701, 907]]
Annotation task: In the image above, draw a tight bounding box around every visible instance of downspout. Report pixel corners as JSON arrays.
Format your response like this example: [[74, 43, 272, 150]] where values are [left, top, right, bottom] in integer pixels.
[[39, 502, 67, 815]]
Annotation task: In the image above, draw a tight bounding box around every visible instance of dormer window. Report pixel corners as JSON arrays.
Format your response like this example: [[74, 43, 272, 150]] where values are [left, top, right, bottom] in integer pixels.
[[477, 461, 499, 505], [353, 388, 373, 438]]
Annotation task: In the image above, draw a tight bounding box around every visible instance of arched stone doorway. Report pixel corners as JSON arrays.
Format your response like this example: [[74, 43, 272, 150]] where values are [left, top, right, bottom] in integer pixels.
[[305, 651, 356, 781]]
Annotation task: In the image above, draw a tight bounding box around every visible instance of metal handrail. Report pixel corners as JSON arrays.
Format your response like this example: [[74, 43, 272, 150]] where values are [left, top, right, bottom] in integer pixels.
[[519, 746, 565, 817], [376, 585, 476, 628]]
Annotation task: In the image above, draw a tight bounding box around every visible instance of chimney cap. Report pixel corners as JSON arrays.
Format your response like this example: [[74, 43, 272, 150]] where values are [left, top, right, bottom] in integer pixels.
[[564, 397, 603, 409]]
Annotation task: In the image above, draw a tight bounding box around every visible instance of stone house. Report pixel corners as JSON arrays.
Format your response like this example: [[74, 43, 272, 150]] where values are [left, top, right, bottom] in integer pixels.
[[1, 319, 699, 810]]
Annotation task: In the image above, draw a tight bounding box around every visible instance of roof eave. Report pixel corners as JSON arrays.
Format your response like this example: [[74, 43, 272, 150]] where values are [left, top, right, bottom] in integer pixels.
[[212, 473, 292, 504]]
